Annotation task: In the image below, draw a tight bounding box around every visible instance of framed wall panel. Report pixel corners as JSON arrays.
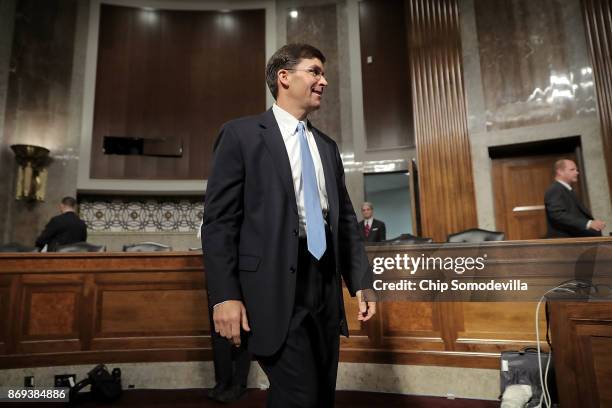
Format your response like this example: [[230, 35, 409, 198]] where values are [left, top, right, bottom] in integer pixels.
[[90, 5, 265, 181], [359, 0, 414, 150], [17, 274, 85, 354]]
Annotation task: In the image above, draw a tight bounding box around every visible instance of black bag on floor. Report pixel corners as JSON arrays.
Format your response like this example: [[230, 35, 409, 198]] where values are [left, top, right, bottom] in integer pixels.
[[500, 347, 558, 407], [69, 364, 122, 404]]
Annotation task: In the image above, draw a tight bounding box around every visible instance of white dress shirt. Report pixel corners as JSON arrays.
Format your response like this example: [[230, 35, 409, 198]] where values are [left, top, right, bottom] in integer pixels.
[[556, 179, 572, 191], [272, 104, 328, 236]]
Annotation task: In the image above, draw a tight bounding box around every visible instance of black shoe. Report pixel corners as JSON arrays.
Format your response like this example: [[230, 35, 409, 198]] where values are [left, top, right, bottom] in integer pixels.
[[217, 384, 247, 403], [207, 383, 229, 401]]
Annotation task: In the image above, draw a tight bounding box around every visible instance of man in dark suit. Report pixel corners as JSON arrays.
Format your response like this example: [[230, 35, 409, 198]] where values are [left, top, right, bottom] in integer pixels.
[[202, 44, 376, 408], [35, 196, 87, 251], [198, 220, 251, 403], [544, 159, 606, 238], [358, 202, 386, 243], [205, 294, 251, 403]]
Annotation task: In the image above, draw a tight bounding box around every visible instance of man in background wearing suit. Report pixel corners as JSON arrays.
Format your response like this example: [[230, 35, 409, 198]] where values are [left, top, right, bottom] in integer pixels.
[[358, 202, 386, 243], [35, 196, 87, 251], [544, 159, 605, 238], [202, 43, 376, 408]]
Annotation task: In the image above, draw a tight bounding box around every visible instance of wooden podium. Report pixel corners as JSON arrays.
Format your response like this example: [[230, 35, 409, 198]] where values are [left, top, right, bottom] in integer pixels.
[[548, 300, 612, 407]]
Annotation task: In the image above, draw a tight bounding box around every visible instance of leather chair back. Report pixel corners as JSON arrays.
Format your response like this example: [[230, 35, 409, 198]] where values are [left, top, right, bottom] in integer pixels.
[[380, 233, 434, 245], [123, 242, 172, 252], [55, 242, 106, 252], [447, 228, 505, 243], [0, 242, 39, 252]]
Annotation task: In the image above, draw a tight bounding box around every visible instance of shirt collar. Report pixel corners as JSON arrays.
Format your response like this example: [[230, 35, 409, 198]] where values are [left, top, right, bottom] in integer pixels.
[[556, 179, 572, 191], [272, 104, 307, 139]]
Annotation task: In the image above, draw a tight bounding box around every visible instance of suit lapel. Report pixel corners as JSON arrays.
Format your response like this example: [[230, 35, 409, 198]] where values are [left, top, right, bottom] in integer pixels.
[[259, 110, 298, 214]]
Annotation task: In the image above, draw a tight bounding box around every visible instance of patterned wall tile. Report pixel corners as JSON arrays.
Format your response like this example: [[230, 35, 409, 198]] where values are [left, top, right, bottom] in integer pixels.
[[79, 196, 204, 232]]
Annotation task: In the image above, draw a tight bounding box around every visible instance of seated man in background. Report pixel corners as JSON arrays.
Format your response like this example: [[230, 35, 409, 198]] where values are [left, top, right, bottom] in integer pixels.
[[544, 159, 606, 238], [35, 196, 87, 251], [358, 202, 386, 242]]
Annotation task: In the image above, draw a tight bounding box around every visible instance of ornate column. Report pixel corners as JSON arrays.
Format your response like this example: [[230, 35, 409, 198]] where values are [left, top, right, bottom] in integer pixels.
[[408, 0, 477, 242], [582, 0, 612, 200]]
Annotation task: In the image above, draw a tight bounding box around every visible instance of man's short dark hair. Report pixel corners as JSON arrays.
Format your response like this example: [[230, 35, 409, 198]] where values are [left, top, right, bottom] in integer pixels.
[[61, 196, 77, 208], [265, 43, 326, 100]]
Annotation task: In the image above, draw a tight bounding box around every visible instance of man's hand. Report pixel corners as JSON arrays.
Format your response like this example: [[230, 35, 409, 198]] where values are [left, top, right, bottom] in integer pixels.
[[213, 300, 250, 346], [356, 290, 376, 322], [589, 219, 606, 231]]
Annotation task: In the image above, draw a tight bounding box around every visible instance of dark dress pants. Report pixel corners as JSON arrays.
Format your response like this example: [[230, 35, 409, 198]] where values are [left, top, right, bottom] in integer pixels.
[[258, 229, 341, 408], [207, 296, 252, 388]]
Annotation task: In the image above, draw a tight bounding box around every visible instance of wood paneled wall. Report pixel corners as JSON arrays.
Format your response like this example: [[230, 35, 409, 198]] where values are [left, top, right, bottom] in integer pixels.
[[91, 5, 266, 180], [549, 301, 612, 407], [0, 253, 209, 367], [359, 0, 414, 149], [581, 0, 612, 200], [407, 0, 477, 242], [3, 238, 611, 369]]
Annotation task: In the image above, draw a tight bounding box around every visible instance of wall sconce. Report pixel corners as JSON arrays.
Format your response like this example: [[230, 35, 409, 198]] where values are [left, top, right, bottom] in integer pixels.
[[10, 144, 50, 201]]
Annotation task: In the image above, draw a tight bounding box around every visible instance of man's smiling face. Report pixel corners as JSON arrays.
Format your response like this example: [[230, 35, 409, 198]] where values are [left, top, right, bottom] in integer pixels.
[[285, 58, 327, 115]]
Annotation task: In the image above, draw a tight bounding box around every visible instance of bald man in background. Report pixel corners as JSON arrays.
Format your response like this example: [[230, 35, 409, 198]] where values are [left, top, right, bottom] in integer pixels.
[[544, 159, 605, 238]]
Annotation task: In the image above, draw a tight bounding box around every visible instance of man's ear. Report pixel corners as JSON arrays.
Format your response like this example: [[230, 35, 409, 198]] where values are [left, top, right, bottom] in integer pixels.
[[278, 69, 290, 89]]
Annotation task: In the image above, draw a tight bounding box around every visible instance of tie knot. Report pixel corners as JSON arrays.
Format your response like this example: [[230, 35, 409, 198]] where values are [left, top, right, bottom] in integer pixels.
[[296, 122, 306, 134]]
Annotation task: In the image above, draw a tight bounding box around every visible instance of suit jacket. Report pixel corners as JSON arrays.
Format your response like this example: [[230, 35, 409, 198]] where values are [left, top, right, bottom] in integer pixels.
[[544, 181, 601, 238], [35, 212, 87, 251], [358, 219, 386, 242], [202, 109, 373, 357]]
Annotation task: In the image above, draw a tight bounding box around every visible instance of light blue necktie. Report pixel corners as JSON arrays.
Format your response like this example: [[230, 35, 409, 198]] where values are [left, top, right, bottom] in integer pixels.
[[297, 122, 326, 260]]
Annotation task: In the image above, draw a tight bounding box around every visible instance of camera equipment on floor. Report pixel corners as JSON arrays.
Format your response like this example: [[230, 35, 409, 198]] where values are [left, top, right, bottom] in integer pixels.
[[500, 347, 558, 407], [69, 364, 122, 403]]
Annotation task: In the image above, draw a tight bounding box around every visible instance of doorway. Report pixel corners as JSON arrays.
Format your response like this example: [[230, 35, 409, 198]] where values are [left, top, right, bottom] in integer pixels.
[[490, 137, 586, 240], [363, 171, 414, 239]]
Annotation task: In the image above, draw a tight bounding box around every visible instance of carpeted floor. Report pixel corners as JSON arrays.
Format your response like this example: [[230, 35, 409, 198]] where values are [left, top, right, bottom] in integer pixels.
[[7, 388, 500, 407]]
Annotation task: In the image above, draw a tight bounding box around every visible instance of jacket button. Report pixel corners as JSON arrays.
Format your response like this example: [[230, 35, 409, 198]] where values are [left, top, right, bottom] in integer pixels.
[[293, 229, 298, 236], [289, 266, 296, 273]]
